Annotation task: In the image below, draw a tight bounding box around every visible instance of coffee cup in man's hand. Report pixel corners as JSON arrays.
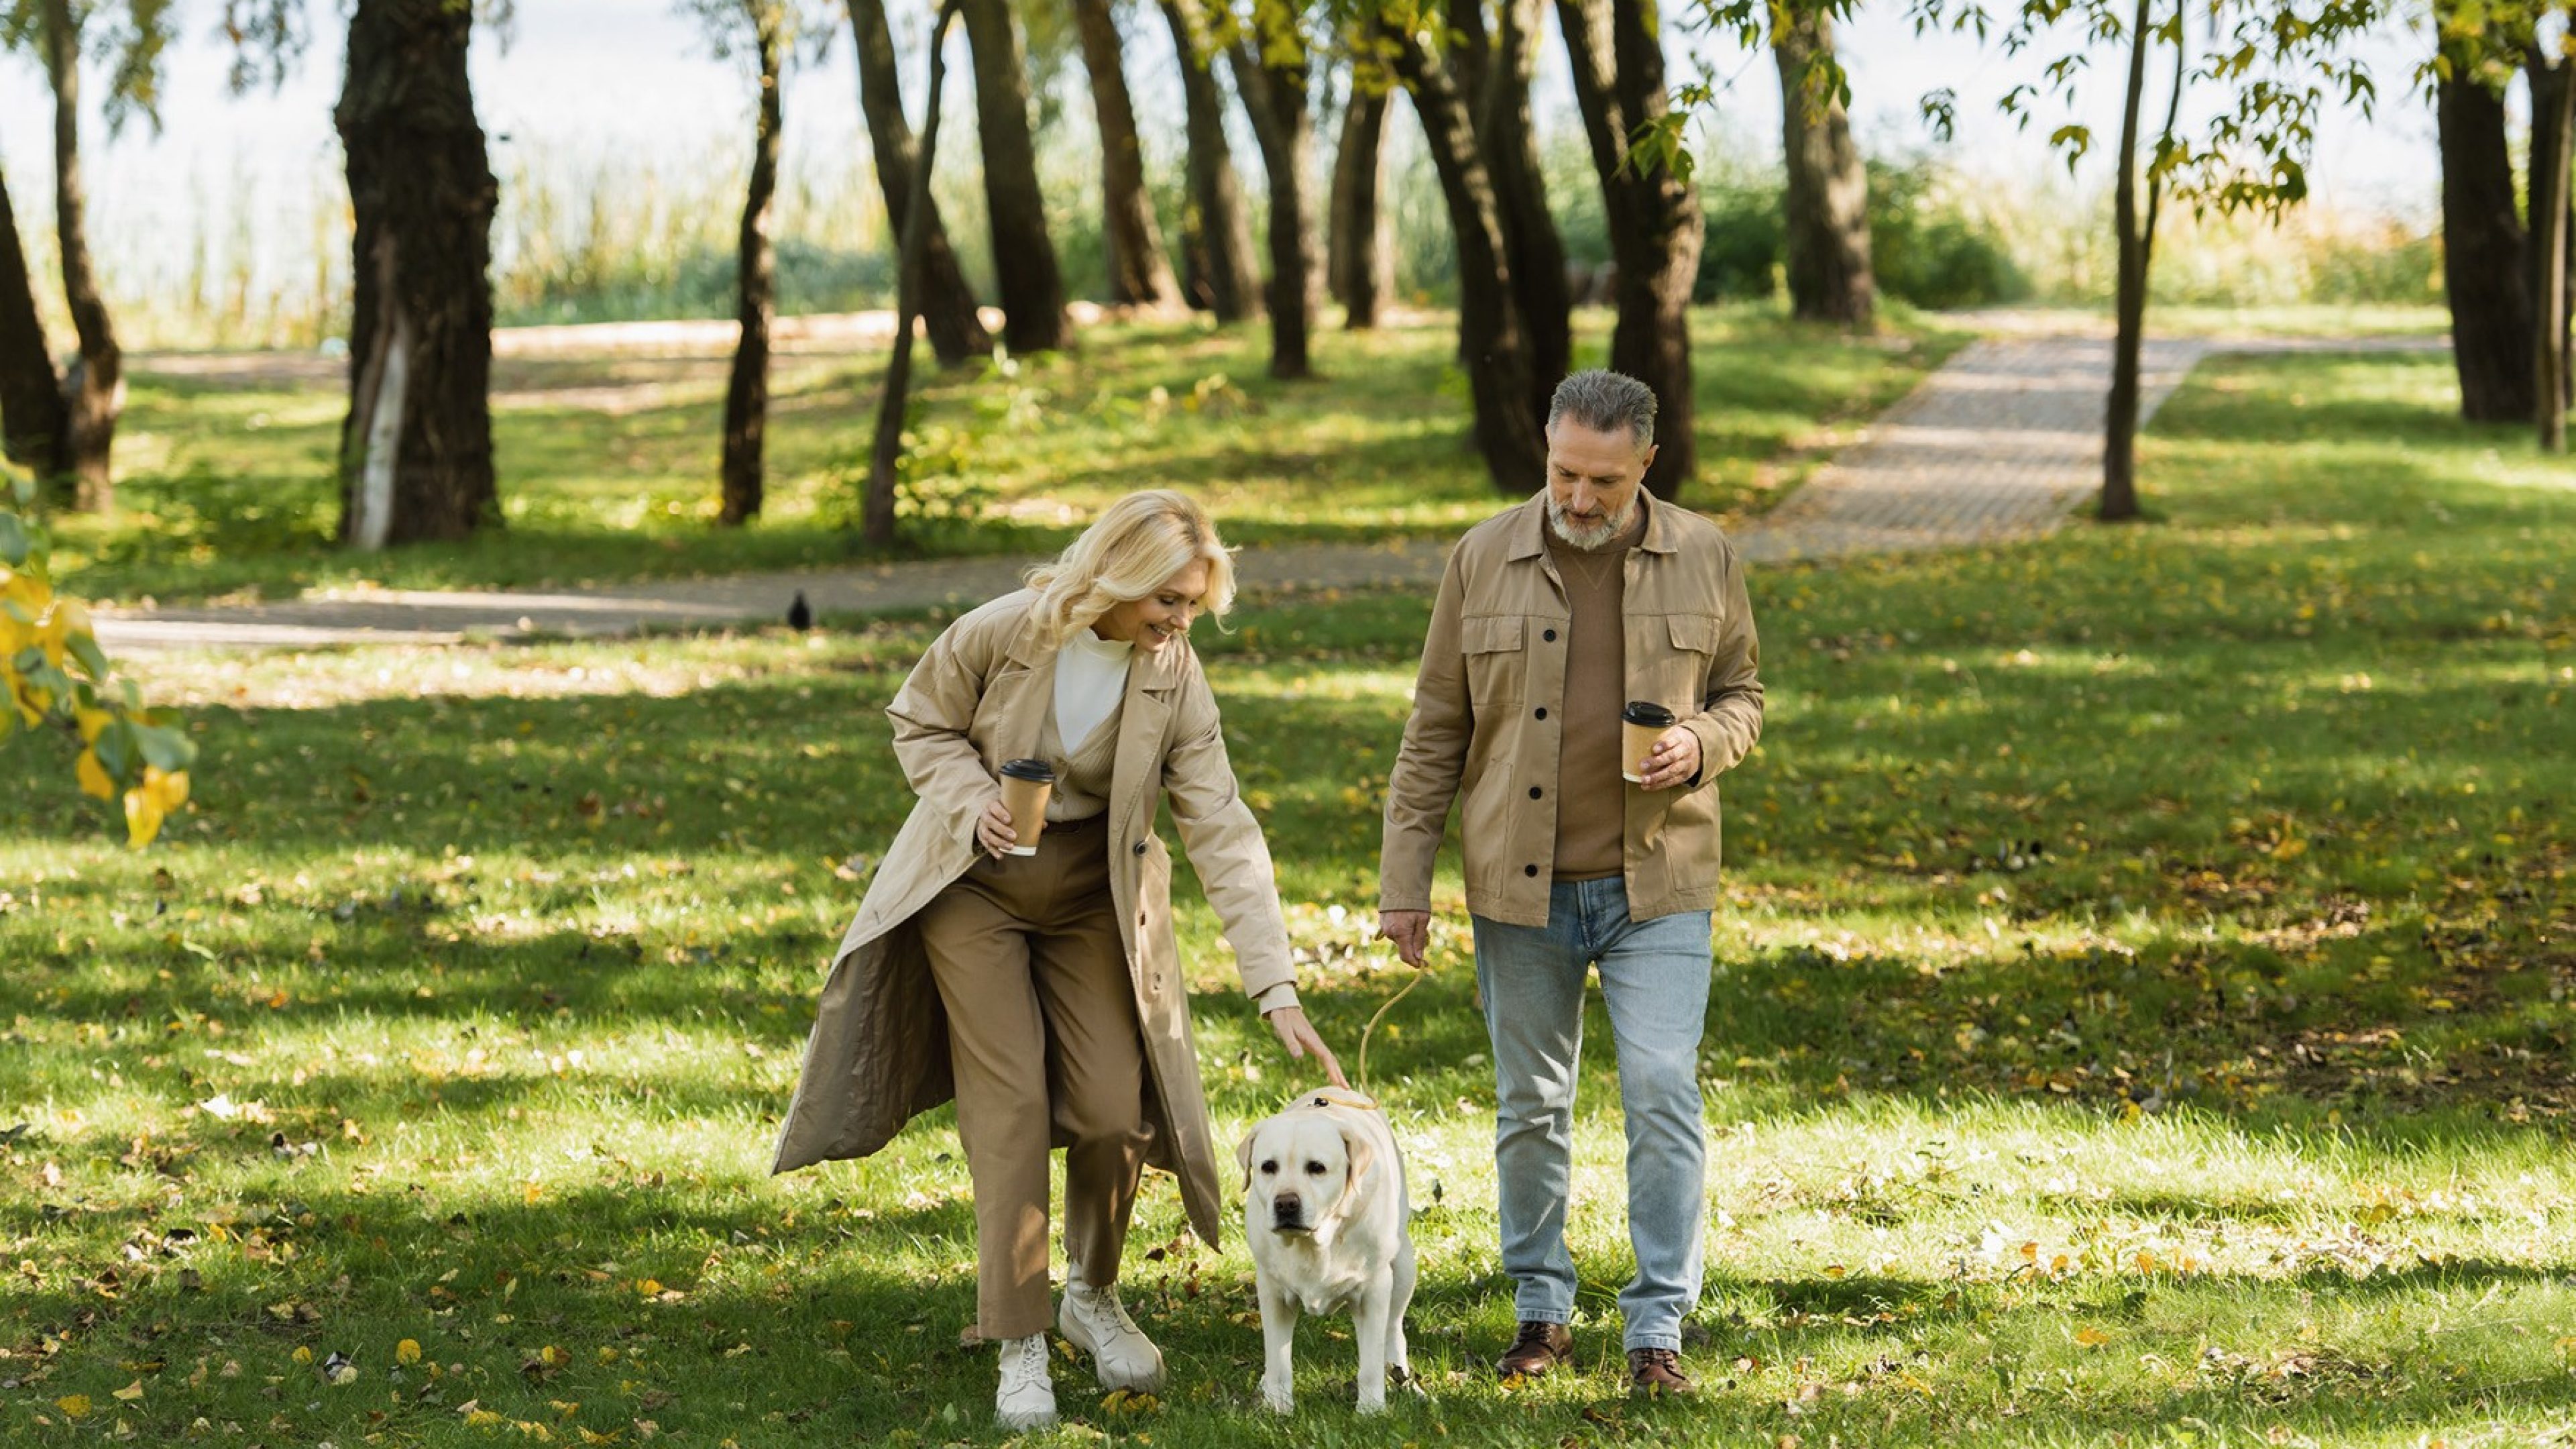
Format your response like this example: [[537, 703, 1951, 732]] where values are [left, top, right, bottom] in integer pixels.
[[1620, 702, 1676, 784]]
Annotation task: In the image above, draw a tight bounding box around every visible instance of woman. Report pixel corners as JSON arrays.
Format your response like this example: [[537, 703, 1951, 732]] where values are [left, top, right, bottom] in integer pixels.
[[772, 490, 1345, 1431]]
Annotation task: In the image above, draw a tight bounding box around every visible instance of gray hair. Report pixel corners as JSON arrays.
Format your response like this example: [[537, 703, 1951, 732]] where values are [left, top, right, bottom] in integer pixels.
[[1547, 369, 1657, 448]]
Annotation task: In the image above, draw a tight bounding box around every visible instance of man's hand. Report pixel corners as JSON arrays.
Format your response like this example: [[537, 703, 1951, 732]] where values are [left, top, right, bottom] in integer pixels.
[[972, 798, 1017, 857], [1638, 725, 1701, 791], [1376, 909, 1431, 967], [1264, 1006, 1349, 1089]]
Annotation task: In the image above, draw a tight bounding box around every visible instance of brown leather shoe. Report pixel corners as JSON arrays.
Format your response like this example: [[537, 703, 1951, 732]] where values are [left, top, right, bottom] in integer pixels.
[[1494, 1320, 1573, 1379], [1627, 1347, 1695, 1397]]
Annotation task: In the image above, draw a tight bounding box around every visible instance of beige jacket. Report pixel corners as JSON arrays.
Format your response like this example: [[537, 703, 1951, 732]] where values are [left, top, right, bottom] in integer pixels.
[[1380, 493, 1763, 928], [772, 590, 1295, 1248]]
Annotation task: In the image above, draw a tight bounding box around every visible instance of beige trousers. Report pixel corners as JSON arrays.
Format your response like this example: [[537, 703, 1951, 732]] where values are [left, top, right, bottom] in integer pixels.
[[915, 812, 1148, 1339]]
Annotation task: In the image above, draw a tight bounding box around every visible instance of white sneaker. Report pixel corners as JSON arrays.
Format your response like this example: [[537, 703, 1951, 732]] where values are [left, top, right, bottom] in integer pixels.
[[993, 1332, 1057, 1432], [1057, 1278, 1168, 1392]]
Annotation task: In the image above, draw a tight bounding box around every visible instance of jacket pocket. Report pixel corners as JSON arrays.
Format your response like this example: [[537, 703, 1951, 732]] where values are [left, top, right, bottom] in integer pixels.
[[1462, 614, 1526, 707]]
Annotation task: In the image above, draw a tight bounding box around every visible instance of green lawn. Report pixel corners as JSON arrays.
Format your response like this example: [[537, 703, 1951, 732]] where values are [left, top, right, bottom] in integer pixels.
[[3, 347, 2571, 1446], [48, 303, 1962, 606]]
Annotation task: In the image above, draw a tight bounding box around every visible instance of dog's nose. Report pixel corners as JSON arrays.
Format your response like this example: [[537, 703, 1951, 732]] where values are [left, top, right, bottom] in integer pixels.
[[1271, 1193, 1304, 1228]]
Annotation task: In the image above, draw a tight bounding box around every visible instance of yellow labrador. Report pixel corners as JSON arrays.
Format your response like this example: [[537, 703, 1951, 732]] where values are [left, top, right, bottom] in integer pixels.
[[1235, 1087, 1418, 1414]]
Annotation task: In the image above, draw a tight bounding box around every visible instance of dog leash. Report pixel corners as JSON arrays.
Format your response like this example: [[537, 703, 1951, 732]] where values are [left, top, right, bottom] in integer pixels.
[[1353, 957, 1426, 1093]]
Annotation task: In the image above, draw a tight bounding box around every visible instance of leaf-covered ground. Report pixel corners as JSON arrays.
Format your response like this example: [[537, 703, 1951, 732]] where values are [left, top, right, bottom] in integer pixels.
[[2, 348, 2571, 1446], [47, 305, 1960, 604]]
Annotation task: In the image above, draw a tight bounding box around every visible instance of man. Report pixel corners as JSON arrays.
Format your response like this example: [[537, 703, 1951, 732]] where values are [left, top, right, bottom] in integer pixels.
[[1377, 370, 1762, 1395]]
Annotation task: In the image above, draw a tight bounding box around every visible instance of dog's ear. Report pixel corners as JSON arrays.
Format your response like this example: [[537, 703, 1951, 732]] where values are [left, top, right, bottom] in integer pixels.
[[1331, 1125, 1377, 1221], [1235, 1128, 1259, 1195]]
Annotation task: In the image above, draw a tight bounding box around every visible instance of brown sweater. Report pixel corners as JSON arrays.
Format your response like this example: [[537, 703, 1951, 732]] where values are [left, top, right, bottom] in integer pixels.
[[1545, 506, 1646, 881]]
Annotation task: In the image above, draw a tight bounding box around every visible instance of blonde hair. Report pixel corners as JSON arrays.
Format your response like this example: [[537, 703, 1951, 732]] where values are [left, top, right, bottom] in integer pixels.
[[1023, 490, 1238, 647]]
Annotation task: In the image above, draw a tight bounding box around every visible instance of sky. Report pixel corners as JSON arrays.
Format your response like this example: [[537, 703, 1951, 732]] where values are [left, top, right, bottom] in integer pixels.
[[0, 0, 2451, 333]]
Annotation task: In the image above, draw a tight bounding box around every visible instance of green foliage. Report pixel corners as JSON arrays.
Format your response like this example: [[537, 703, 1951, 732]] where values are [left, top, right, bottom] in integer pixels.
[[0, 474, 194, 846], [1866, 158, 2033, 309], [1, 350, 2571, 1444]]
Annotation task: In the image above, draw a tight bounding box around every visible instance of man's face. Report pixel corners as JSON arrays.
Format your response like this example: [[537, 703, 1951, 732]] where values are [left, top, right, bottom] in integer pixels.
[[1545, 418, 1656, 549]]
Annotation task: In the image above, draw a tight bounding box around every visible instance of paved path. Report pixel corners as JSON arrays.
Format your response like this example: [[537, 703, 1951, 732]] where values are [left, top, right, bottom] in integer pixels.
[[91, 332, 2438, 651]]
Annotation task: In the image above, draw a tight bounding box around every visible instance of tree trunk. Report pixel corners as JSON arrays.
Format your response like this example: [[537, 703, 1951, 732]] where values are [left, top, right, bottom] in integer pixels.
[[1231, 34, 1319, 379], [1068, 0, 1182, 310], [720, 7, 785, 527], [1469, 0, 1569, 417], [2103, 0, 2182, 522], [1556, 0, 1703, 500], [958, 0, 1069, 353], [334, 0, 499, 549], [39, 0, 120, 513], [0, 157, 68, 483], [846, 0, 991, 365], [2535, 48, 2576, 451], [1773, 8, 1875, 327], [1390, 30, 1549, 492], [1158, 0, 1261, 322], [1327, 79, 1394, 329], [2437, 71, 2534, 423], [866, 1, 965, 545]]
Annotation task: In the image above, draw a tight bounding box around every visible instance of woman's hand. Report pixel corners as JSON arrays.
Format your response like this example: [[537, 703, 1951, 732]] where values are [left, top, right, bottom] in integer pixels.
[[973, 798, 1018, 858], [1264, 1006, 1349, 1090]]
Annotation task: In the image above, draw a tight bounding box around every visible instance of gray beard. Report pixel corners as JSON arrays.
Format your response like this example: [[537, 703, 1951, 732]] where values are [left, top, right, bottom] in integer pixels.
[[1546, 495, 1638, 551]]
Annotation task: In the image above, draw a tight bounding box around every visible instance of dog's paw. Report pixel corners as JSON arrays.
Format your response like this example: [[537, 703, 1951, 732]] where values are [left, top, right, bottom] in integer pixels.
[[1260, 1377, 1294, 1415], [1357, 1393, 1388, 1415]]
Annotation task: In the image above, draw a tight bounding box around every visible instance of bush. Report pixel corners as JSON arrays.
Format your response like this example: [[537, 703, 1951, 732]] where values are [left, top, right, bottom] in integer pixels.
[[1864, 158, 2030, 309]]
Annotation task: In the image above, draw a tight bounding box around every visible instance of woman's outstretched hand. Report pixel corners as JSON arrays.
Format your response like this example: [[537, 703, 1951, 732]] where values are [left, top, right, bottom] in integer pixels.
[[1264, 1006, 1349, 1090]]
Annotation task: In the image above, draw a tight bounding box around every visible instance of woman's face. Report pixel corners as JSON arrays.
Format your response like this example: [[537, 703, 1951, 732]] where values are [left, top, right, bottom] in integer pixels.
[[1091, 558, 1211, 653]]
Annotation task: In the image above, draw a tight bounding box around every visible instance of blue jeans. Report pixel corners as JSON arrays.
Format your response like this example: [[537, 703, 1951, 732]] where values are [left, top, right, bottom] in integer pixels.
[[1473, 879, 1712, 1352]]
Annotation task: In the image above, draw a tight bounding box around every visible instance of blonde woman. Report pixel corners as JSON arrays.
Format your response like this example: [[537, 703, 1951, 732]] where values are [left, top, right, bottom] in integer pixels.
[[773, 490, 1345, 1431]]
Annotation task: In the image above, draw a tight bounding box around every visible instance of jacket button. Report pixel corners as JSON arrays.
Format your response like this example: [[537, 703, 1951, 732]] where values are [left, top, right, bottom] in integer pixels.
[[1543, 628, 1559, 642], [1534, 706, 1548, 720], [1133, 841, 1147, 855], [1524, 864, 1539, 877], [1528, 786, 1542, 800]]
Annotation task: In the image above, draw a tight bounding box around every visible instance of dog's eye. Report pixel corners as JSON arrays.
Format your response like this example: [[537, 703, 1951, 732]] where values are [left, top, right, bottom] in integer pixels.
[[1258, 1159, 1277, 1176], [1304, 1161, 1327, 1176]]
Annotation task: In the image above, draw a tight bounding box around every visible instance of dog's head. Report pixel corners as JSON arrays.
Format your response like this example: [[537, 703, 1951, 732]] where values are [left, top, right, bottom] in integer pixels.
[[1235, 1110, 1376, 1237]]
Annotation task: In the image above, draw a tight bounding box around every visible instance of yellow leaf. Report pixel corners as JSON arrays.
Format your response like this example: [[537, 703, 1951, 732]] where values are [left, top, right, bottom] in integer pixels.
[[2074, 1327, 2111, 1347], [111, 1379, 144, 1401], [57, 1394, 93, 1418], [76, 747, 114, 800], [397, 1339, 422, 1365], [292, 1346, 314, 1364]]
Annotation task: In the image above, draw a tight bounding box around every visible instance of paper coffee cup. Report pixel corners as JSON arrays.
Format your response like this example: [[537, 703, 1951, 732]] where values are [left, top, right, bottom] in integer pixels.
[[1620, 702, 1677, 784], [997, 759, 1054, 855]]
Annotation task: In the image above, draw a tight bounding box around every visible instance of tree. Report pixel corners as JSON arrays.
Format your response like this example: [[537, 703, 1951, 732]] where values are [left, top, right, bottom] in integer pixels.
[[1463, 0, 1569, 417], [0, 157, 68, 478], [2435, 45, 2535, 423], [1069, 0, 1183, 309], [864, 0, 965, 544], [1557, 0, 1706, 498], [1384, 6, 1550, 490], [958, 0, 1070, 352], [1231, 4, 1323, 378], [1781, 0, 2385, 521], [0, 0, 146, 511], [1771, 4, 1874, 326], [1326, 61, 1395, 328], [1, 476, 196, 848], [692, 0, 796, 527], [1160, 0, 1263, 320], [2532, 38, 2576, 450], [335, 0, 500, 547], [845, 0, 991, 365]]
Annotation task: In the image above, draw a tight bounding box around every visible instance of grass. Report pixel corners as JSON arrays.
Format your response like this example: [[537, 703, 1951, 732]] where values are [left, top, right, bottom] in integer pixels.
[[2, 346, 2572, 1446], [48, 303, 1963, 606]]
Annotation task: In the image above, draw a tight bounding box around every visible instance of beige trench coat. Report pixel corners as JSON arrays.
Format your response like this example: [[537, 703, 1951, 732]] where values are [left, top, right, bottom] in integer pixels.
[[771, 590, 1295, 1248]]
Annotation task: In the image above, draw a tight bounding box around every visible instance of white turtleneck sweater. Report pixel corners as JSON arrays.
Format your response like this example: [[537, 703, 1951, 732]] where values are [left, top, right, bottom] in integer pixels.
[[1054, 625, 1300, 1019]]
